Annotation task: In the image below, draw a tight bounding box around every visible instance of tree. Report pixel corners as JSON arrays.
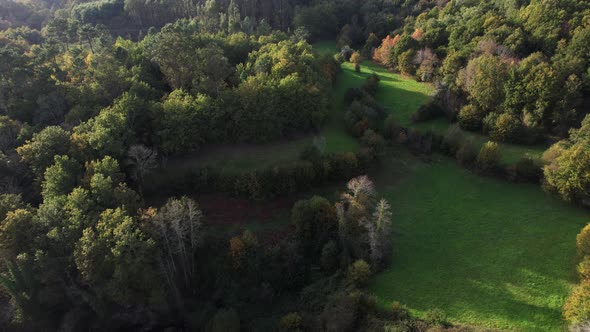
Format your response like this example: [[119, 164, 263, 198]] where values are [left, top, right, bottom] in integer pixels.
[[341, 175, 376, 220], [544, 115, 590, 202], [41, 155, 82, 199], [491, 113, 524, 143], [578, 224, 590, 256], [365, 199, 393, 266], [350, 51, 362, 72], [127, 144, 157, 194], [146, 197, 203, 302], [75, 208, 163, 305], [459, 55, 508, 113], [227, 0, 241, 33], [0, 116, 21, 153], [347, 259, 371, 287], [292, 196, 337, 258], [458, 104, 485, 131], [72, 102, 131, 160], [0, 194, 28, 221], [157, 90, 213, 153], [373, 35, 400, 68], [17, 126, 71, 179]]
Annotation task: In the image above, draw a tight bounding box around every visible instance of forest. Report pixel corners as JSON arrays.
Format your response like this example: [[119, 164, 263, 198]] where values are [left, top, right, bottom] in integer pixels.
[[0, 0, 589, 331]]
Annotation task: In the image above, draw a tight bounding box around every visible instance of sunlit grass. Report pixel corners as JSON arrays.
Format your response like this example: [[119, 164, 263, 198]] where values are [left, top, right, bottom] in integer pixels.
[[368, 151, 587, 331]]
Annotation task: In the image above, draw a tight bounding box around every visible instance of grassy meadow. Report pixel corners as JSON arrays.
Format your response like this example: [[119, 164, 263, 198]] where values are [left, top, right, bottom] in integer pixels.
[[368, 149, 587, 331]]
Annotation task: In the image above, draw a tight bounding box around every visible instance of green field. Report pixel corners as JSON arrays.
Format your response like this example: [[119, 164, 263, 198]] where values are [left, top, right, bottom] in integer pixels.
[[368, 150, 587, 331]]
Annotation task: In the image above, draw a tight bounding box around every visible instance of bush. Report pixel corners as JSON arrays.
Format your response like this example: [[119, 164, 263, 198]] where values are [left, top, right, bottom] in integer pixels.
[[391, 301, 410, 321], [348, 260, 371, 287], [424, 308, 447, 326], [578, 256, 590, 280], [514, 157, 542, 182], [279, 312, 302, 331], [360, 130, 385, 157], [362, 74, 380, 96], [456, 140, 477, 166], [344, 87, 363, 104], [476, 141, 501, 173], [564, 281, 590, 323], [482, 112, 499, 135], [443, 125, 465, 155], [411, 101, 443, 123], [300, 144, 322, 162], [334, 52, 345, 64], [458, 104, 485, 131], [383, 115, 401, 140], [350, 51, 362, 65], [577, 224, 590, 256], [491, 113, 523, 143]]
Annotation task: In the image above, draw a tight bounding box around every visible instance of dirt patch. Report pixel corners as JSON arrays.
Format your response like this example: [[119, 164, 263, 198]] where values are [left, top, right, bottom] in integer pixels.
[[199, 194, 295, 227]]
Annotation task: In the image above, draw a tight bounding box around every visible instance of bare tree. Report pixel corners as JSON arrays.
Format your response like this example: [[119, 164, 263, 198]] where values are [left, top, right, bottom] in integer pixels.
[[341, 175, 376, 219], [127, 144, 157, 194], [365, 199, 393, 266], [149, 197, 203, 307]]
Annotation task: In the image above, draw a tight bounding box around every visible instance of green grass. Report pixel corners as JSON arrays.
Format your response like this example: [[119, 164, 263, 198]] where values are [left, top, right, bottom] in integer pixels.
[[368, 151, 588, 331], [163, 138, 312, 174]]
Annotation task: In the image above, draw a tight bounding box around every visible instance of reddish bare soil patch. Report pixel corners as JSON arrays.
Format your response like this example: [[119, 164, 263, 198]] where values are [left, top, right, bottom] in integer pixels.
[[199, 194, 295, 227]]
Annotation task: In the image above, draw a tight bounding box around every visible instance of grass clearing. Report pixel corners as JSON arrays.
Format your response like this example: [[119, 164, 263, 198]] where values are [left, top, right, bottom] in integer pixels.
[[368, 150, 588, 331]]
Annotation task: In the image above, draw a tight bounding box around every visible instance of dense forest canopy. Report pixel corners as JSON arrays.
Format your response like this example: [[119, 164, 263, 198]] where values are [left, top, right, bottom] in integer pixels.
[[0, 0, 590, 331]]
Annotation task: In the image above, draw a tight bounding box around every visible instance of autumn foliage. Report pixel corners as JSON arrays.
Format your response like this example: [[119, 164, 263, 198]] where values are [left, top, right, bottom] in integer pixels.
[[373, 34, 400, 65]]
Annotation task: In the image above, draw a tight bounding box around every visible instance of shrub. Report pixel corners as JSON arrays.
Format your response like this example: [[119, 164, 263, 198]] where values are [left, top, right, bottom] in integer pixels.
[[482, 112, 499, 135], [491, 113, 523, 143], [443, 125, 465, 155], [564, 281, 590, 323], [383, 115, 401, 140], [411, 101, 443, 123], [299, 144, 322, 162], [348, 260, 371, 287], [344, 87, 363, 104], [391, 301, 410, 321], [360, 130, 385, 156], [424, 308, 447, 326], [362, 74, 380, 96], [514, 157, 542, 182], [456, 140, 477, 166], [579, 256, 590, 280], [476, 141, 502, 173], [350, 51, 362, 65], [334, 52, 345, 64], [279, 312, 302, 331], [458, 104, 484, 131], [577, 224, 590, 256]]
